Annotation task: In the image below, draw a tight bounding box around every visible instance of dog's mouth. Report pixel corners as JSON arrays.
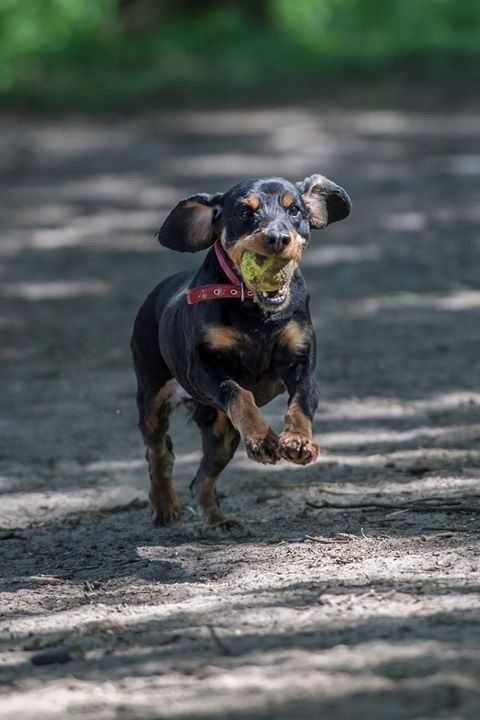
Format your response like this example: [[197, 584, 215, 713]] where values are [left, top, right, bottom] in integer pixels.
[[256, 285, 290, 308], [239, 251, 295, 311]]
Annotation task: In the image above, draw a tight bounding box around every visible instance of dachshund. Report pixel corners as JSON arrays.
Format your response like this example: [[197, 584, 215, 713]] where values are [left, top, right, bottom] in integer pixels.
[[131, 175, 351, 529]]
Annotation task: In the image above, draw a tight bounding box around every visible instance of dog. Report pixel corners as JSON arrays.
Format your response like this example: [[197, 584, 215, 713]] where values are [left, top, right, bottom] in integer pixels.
[[131, 175, 351, 529]]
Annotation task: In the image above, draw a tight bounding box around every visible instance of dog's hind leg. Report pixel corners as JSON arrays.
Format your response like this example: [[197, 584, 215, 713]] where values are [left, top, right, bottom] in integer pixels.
[[131, 340, 180, 526], [191, 406, 240, 530], [144, 381, 181, 526]]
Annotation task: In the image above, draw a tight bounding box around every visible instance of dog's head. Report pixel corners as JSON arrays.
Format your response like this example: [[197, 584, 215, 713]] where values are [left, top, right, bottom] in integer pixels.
[[157, 175, 351, 311]]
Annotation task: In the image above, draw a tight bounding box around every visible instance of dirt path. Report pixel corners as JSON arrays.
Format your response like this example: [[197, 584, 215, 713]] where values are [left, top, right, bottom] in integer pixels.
[[1, 104, 480, 718]]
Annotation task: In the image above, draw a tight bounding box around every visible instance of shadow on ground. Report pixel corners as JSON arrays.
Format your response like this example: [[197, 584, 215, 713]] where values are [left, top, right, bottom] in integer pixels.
[[1, 104, 480, 719]]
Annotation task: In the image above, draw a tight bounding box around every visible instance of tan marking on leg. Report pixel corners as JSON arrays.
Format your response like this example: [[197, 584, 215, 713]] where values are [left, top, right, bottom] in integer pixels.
[[197, 473, 216, 514], [146, 379, 177, 435], [228, 387, 279, 464], [284, 398, 312, 438], [228, 387, 269, 440], [197, 472, 241, 530], [193, 413, 241, 530], [197, 474, 223, 526], [144, 382, 181, 524], [212, 410, 232, 449], [279, 398, 318, 465], [148, 443, 180, 524], [205, 326, 242, 351], [279, 320, 311, 354], [281, 191, 295, 208], [212, 410, 230, 436]]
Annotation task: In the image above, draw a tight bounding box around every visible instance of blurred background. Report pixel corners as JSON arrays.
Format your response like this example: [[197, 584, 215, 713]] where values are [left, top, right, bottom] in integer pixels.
[[1, 0, 480, 109]]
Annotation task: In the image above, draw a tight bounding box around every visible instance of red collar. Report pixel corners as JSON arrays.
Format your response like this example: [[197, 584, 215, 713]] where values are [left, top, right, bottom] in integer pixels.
[[186, 242, 254, 305]]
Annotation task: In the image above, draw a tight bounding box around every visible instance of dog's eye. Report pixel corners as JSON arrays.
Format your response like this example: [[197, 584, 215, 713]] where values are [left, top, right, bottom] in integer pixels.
[[287, 204, 300, 216]]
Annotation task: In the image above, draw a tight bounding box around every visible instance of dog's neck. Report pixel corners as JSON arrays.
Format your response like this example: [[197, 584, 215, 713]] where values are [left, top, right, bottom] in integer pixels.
[[185, 244, 302, 323], [186, 243, 252, 306], [213, 241, 241, 284]]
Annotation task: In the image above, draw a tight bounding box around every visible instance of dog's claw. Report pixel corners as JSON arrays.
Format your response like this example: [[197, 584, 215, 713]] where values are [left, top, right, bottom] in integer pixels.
[[151, 496, 182, 526], [244, 428, 280, 464], [278, 432, 319, 465]]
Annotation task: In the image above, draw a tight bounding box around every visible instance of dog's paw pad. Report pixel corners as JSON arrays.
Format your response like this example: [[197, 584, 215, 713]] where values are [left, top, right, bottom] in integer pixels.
[[279, 432, 319, 465], [245, 429, 280, 464]]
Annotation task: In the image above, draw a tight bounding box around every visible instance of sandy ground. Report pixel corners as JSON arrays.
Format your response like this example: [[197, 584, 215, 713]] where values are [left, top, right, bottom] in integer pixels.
[[1, 102, 480, 719]]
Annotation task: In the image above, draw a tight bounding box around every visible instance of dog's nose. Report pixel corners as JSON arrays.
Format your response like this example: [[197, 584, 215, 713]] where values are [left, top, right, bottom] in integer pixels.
[[266, 230, 291, 251]]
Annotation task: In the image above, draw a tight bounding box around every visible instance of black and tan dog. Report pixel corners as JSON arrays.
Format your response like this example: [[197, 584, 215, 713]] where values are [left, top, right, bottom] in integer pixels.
[[131, 175, 351, 529]]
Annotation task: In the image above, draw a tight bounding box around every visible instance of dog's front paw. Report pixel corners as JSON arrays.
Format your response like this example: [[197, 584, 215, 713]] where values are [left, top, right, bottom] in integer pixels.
[[150, 492, 182, 526], [245, 428, 280, 464], [279, 432, 319, 465]]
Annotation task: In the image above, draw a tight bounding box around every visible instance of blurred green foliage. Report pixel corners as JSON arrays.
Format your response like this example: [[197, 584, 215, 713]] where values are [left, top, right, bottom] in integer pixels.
[[1, 0, 479, 109], [275, 0, 480, 59]]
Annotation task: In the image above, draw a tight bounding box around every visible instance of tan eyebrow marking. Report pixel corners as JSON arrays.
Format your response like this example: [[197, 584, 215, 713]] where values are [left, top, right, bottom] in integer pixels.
[[281, 192, 295, 208], [243, 195, 261, 210]]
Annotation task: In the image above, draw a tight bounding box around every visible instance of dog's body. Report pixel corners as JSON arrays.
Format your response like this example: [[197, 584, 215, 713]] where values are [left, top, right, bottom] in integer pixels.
[[131, 176, 351, 529]]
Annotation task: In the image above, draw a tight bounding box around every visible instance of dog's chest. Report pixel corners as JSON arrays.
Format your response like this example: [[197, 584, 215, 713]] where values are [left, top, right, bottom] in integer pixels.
[[203, 322, 287, 382], [236, 328, 277, 377]]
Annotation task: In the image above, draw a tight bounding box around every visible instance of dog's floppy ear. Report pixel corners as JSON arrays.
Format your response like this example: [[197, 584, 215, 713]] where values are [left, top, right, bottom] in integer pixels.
[[296, 174, 351, 229], [156, 192, 223, 252]]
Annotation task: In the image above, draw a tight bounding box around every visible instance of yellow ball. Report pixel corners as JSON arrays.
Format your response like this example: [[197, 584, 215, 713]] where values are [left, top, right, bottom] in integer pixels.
[[240, 251, 293, 292]]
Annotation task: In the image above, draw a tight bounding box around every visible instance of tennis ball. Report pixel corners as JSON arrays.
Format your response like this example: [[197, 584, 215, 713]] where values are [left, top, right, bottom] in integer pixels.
[[240, 251, 294, 292]]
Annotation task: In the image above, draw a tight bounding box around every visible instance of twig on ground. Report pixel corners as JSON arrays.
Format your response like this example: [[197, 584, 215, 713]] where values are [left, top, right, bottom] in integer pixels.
[[207, 625, 233, 656], [385, 509, 409, 518], [305, 498, 480, 514], [304, 534, 350, 544]]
